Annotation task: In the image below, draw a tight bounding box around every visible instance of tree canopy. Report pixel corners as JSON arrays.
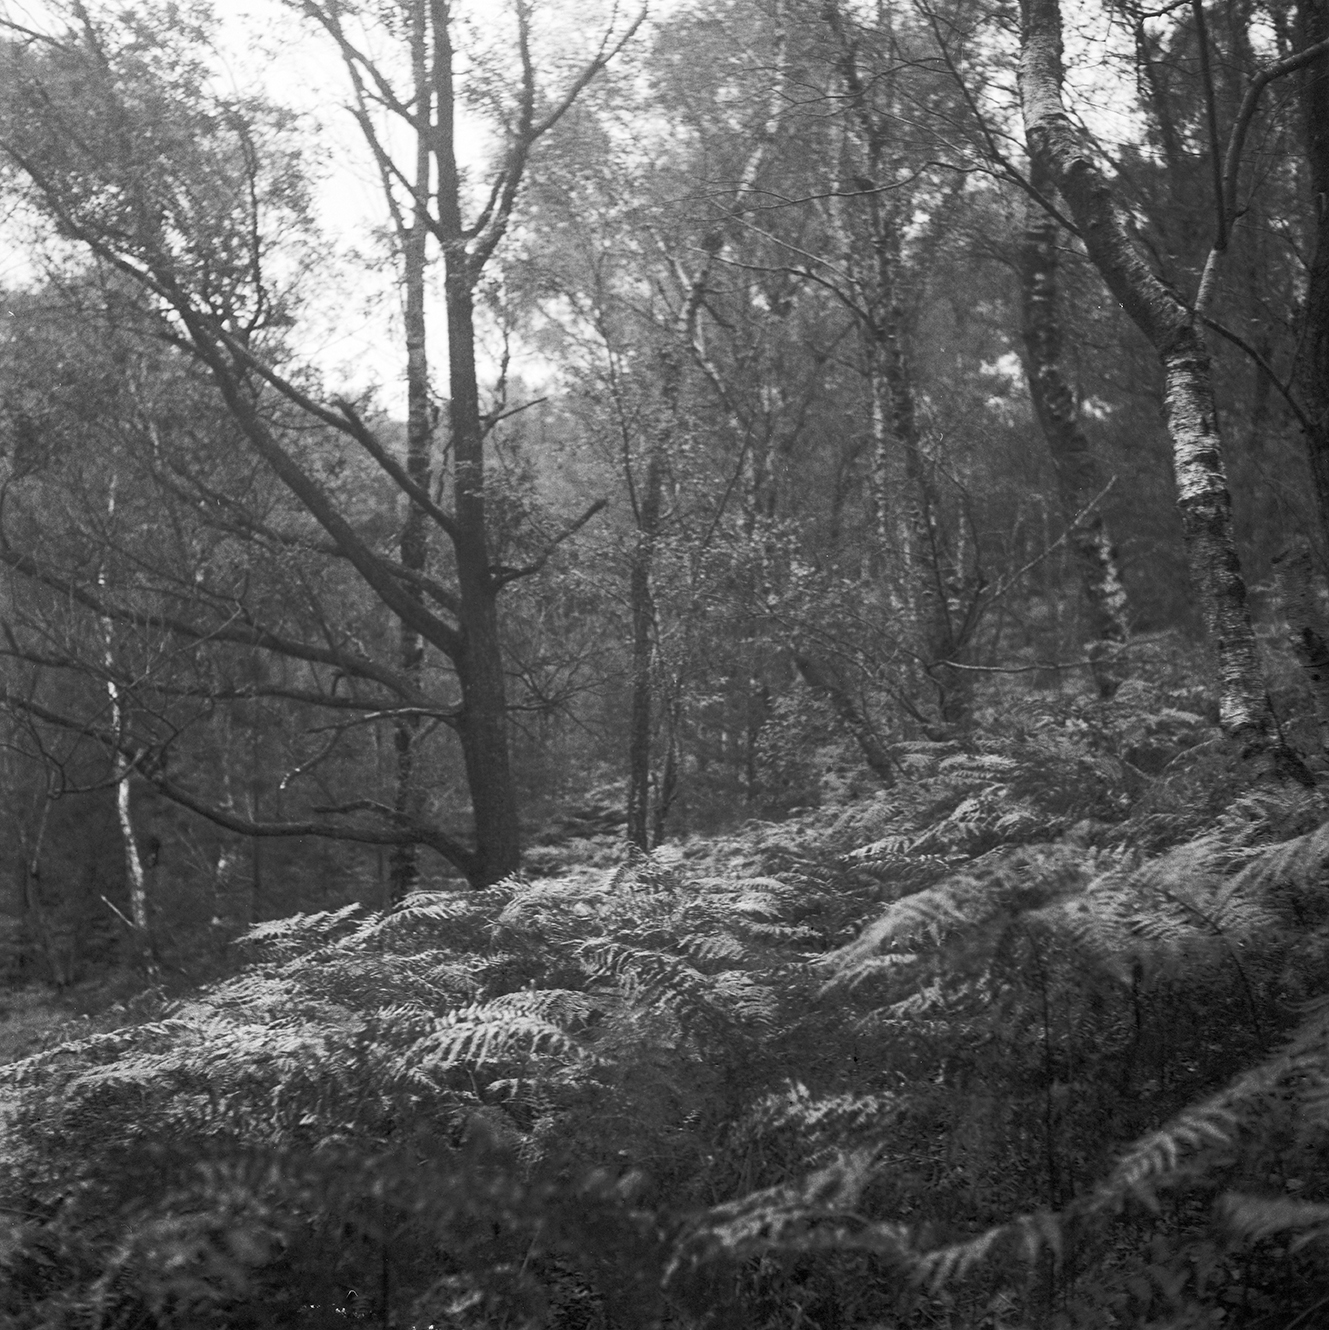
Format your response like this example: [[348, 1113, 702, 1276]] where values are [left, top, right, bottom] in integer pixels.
[[2, 0, 1329, 1323]]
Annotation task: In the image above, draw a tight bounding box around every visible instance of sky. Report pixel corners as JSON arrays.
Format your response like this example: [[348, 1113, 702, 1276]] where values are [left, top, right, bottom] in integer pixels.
[[0, 0, 1153, 417], [0, 0, 633, 412]]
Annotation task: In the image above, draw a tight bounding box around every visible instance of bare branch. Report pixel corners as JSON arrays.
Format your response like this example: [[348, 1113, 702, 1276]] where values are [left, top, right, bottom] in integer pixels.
[[1202, 315, 1314, 433], [983, 478, 1118, 604], [1194, 31, 1329, 313], [0, 541, 430, 704], [492, 498, 609, 586], [332, 397, 463, 546], [150, 772, 480, 877]]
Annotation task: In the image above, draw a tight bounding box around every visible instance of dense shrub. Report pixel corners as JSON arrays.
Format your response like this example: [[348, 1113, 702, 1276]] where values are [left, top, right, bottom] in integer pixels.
[[5, 671, 1329, 1327]]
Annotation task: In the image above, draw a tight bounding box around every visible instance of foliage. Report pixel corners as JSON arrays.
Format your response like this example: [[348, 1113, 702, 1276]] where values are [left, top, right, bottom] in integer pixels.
[[1, 0, 1328, 1323], [5, 664, 1329, 1325]]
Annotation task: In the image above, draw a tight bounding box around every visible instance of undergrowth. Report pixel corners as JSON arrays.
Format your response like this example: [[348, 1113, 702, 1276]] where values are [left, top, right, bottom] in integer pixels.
[[5, 669, 1329, 1327]]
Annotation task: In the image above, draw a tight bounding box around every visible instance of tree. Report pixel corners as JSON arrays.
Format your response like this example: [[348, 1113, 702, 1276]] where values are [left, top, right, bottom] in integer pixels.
[[1018, 0, 1320, 761], [1020, 156, 1130, 697], [1292, 0, 1329, 546], [0, 0, 641, 889]]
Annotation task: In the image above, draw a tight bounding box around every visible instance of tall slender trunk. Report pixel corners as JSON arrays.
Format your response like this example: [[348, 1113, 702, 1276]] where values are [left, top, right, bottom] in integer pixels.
[[1295, 0, 1329, 541], [436, 12, 519, 887], [652, 686, 681, 846], [1020, 156, 1130, 696], [1020, 0, 1276, 751], [1274, 536, 1329, 751], [627, 439, 664, 851], [390, 10, 434, 903], [100, 477, 154, 970], [444, 266, 519, 885], [873, 311, 969, 727], [213, 710, 252, 936], [19, 790, 67, 985], [844, 30, 968, 728]]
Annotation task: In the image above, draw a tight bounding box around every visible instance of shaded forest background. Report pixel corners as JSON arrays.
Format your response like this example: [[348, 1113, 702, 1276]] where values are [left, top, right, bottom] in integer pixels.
[[1, 0, 1329, 1324]]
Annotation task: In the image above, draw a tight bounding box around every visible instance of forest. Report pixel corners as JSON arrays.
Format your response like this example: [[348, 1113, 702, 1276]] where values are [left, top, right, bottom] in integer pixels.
[[1, 0, 1328, 1323]]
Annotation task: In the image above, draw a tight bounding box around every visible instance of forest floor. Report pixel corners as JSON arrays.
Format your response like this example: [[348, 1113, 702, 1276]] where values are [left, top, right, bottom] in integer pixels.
[[5, 676, 1329, 1326]]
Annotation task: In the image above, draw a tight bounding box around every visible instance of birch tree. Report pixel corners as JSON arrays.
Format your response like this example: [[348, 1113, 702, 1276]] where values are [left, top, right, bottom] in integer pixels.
[[1019, 0, 1320, 758], [1020, 156, 1130, 697]]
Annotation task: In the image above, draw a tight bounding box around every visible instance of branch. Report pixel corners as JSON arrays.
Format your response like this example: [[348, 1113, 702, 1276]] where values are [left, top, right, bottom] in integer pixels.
[[0, 685, 131, 756], [935, 658, 1098, 674], [915, 0, 1082, 238], [492, 498, 608, 587], [530, 5, 647, 140], [0, 541, 430, 704], [332, 397, 462, 545], [1221, 35, 1329, 227], [481, 395, 548, 438], [468, 3, 646, 270], [1201, 315, 1315, 434], [984, 478, 1117, 604], [138, 681, 459, 727], [194, 353, 465, 662], [150, 773, 480, 878], [1193, 31, 1329, 313], [1192, 0, 1226, 253]]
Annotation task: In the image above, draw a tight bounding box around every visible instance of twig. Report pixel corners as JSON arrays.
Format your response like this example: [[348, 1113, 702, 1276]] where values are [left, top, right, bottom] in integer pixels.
[[100, 894, 136, 930], [492, 499, 608, 586], [1193, 31, 1329, 315], [985, 478, 1117, 603], [1201, 316, 1314, 434], [936, 658, 1097, 674]]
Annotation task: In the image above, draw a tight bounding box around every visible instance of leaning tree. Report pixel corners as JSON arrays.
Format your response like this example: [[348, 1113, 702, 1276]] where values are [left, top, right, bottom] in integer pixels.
[[0, 0, 641, 891]]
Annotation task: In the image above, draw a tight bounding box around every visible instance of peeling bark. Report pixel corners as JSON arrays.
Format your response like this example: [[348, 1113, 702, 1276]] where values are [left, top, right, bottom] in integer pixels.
[[1019, 0, 1273, 749], [1021, 157, 1130, 698]]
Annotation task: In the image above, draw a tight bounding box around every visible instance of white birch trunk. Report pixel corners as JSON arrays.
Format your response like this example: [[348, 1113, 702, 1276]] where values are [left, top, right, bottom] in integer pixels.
[[99, 477, 152, 962], [1019, 0, 1274, 747]]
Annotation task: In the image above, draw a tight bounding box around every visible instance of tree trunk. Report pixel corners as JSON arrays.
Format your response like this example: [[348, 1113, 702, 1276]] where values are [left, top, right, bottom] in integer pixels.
[[794, 653, 896, 786], [390, 18, 434, 904], [446, 268, 520, 886], [627, 440, 664, 851], [436, 12, 520, 888], [1295, 0, 1329, 543], [101, 476, 154, 972], [1019, 0, 1274, 750], [18, 791, 67, 986], [652, 687, 681, 847], [1273, 537, 1329, 752], [1020, 156, 1130, 697], [867, 212, 970, 728]]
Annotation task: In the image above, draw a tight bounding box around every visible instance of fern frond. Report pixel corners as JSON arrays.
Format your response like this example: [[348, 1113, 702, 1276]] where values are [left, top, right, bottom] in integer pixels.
[[667, 1149, 883, 1270], [1097, 1097, 1240, 1200], [916, 1222, 1009, 1293], [237, 904, 364, 955], [825, 845, 1086, 986], [400, 999, 588, 1075], [738, 1082, 899, 1144], [937, 753, 1019, 781], [1229, 819, 1329, 916], [1220, 1192, 1329, 1246]]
